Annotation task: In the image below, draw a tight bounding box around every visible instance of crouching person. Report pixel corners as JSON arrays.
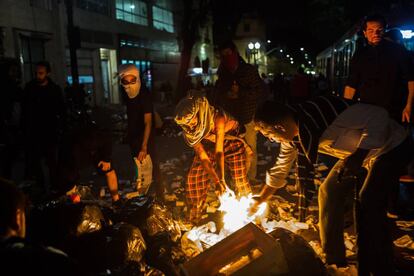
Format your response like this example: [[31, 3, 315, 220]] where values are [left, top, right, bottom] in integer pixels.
[[250, 97, 413, 275], [56, 123, 120, 203], [0, 178, 77, 275], [175, 94, 251, 224]]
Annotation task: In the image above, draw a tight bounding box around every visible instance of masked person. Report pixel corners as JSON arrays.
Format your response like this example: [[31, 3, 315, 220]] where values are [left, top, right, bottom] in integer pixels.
[[118, 64, 160, 197], [175, 94, 251, 224], [211, 40, 264, 184]]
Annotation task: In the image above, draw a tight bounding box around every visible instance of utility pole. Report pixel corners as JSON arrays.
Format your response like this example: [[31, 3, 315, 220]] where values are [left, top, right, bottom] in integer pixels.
[[65, 0, 80, 84]]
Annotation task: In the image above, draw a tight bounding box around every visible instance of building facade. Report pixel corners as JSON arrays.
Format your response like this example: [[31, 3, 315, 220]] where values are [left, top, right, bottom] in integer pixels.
[[0, 0, 183, 106], [233, 13, 268, 75]]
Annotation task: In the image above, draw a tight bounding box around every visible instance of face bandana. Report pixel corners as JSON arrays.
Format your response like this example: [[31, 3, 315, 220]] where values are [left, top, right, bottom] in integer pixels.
[[175, 94, 216, 147], [122, 79, 141, 99], [222, 51, 239, 72], [118, 64, 141, 99]]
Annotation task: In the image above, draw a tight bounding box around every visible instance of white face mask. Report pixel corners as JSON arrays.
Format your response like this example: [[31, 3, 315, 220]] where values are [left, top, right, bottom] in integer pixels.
[[123, 79, 141, 99]]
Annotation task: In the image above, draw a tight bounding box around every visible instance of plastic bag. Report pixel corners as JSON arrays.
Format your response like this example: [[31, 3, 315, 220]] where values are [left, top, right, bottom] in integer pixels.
[[109, 223, 147, 264], [146, 204, 181, 242], [76, 205, 105, 236], [134, 155, 153, 195]]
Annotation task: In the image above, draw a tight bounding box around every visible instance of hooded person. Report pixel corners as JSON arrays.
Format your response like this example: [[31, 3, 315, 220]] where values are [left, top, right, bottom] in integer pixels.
[[118, 64, 161, 197], [175, 94, 251, 224]]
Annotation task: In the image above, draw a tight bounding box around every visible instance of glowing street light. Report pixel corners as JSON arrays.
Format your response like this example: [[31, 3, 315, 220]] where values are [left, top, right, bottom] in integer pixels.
[[300, 47, 304, 51], [254, 42, 261, 49], [130, 4, 135, 9], [290, 61, 294, 64], [267, 40, 271, 43], [248, 43, 254, 50], [279, 49, 283, 53], [286, 54, 290, 58]]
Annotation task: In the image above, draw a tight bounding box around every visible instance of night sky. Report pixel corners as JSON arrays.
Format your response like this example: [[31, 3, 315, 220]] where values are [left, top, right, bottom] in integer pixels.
[[212, 0, 403, 55]]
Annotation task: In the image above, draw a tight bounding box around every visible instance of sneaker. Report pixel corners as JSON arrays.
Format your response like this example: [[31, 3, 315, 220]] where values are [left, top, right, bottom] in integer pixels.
[[399, 175, 414, 183]]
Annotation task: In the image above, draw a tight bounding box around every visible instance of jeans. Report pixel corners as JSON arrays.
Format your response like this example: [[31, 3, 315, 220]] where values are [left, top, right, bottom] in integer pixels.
[[244, 121, 257, 180], [319, 137, 413, 275]]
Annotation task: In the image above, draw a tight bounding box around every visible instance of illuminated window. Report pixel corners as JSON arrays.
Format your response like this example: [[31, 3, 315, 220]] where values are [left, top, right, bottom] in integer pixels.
[[116, 0, 148, 26], [152, 6, 174, 33]]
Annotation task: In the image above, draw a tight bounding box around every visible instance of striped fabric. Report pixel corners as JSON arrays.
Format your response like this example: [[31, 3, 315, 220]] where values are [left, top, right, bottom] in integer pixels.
[[289, 95, 352, 220]]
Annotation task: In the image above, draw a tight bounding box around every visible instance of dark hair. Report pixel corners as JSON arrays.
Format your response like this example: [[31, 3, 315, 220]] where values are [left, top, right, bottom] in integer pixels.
[[217, 39, 237, 51], [254, 101, 294, 126], [35, 61, 51, 73], [0, 178, 27, 236], [362, 14, 387, 31]]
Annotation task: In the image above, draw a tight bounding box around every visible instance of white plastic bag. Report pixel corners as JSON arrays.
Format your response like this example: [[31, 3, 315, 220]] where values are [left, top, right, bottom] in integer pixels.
[[134, 154, 153, 195]]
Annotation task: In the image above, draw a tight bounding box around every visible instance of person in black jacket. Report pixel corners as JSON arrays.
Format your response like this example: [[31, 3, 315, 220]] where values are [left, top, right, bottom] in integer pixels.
[[0, 178, 76, 275], [22, 61, 66, 192]]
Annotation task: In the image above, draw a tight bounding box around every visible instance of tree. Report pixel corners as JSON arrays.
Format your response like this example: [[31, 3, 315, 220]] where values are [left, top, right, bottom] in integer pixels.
[[175, 0, 210, 102]]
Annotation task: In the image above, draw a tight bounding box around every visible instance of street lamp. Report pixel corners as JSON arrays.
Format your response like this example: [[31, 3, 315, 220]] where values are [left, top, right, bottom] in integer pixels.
[[247, 41, 261, 65]]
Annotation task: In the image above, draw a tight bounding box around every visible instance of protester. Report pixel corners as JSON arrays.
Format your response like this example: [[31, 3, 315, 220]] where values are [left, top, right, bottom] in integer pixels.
[[0, 178, 76, 275], [118, 64, 161, 197], [343, 14, 414, 123], [212, 40, 263, 183], [289, 67, 310, 103], [175, 94, 251, 224], [55, 123, 120, 202], [22, 61, 66, 192], [251, 97, 413, 275]]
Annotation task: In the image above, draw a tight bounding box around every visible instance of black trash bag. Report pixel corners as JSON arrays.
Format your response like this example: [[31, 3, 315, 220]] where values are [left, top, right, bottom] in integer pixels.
[[109, 262, 165, 276], [107, 223, 147, 268], [145, 233, 180, 276], [146, 203, 181, 242], [110, 196, 153, 229], [65, 230, 110, 275], [28, 201, 107, 249], [268, 228, 326, 276]]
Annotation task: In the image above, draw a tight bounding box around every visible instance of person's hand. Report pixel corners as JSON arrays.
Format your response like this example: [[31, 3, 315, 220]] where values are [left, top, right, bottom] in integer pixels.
[[216, 180, 228, 195], [402, 105, 411, 123], [339, 153, 364, 182], [227, 81, 239, 99], [248, 195, 262, 216], [98, 161, 111, 172], [137, 147, 148, 162]]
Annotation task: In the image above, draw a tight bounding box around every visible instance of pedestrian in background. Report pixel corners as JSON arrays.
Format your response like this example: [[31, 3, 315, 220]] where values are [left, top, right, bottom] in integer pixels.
[[22, 61, 66, 193], [212, 40, 263, 184]]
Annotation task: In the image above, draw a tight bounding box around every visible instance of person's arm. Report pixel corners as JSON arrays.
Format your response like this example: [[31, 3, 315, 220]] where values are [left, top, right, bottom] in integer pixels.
[[214, 115, 225, 182], [193, 143, 225, 193], [402, 81, 414, 123], [256, 141, 297, 202], [343, 54, 359, 100], [249, 141, 297, 214], [137, 113, 152, 161], [343, 86, 356, 100]]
